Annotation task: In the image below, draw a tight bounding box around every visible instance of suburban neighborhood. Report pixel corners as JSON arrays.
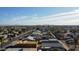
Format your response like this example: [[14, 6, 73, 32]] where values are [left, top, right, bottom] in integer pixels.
[[0, 25, 79, 51]]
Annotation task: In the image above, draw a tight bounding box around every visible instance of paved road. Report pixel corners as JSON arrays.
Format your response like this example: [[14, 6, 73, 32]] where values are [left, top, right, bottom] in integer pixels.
[[49, 31, 70, 51]]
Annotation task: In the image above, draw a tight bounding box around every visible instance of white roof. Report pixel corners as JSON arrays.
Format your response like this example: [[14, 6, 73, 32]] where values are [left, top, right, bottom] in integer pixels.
[[27, 36, 35, 40], [49, 38, 57, 41]]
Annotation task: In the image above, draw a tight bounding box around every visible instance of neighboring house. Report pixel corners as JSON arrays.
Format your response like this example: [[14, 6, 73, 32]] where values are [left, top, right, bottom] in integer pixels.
[[40, 38, 66, 51], [32, 30, 42, 36]]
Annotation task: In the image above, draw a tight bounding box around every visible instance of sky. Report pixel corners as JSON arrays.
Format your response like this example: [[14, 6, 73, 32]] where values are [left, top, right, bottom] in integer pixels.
[[0, 7, 79, 25]]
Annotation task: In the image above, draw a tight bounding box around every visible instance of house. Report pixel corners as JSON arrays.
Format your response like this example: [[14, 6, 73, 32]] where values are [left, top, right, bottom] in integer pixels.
[[40, 38, 66, 51]]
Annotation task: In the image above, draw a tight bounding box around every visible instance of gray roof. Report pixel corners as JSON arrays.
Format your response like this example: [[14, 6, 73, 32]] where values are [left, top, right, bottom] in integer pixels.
[[41, 40, 63, 48]]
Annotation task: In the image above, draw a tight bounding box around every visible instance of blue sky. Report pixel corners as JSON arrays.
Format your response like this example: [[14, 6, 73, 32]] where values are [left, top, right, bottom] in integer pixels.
[[0, 7, 79, 25]]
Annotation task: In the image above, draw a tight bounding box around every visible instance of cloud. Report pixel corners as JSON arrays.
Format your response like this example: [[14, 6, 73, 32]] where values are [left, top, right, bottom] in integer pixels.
[[2, 9, 79, 25]]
